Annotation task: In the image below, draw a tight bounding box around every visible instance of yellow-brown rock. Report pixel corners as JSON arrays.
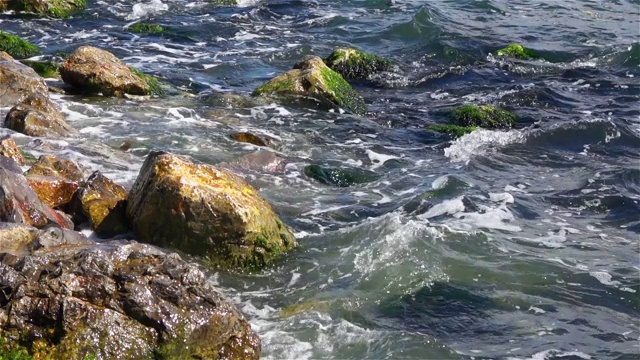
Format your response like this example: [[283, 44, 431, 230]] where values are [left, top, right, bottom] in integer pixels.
[[26, 174, 80, 208], [4, 92, 73, 137], [24, 154, 84, 181], [74, 171, 129, 238], [230, 132, 273, 147], [0, 136, 25, 166], [126, 151, 296, 270]]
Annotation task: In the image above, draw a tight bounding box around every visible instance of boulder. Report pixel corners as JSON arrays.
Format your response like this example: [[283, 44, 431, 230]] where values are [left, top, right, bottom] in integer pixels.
[[451, 104, 517, 129], [0, 156, 73, 229], [24, 154, 84, 181], [26, 174, 80, 209], [0, 52, 48, 107], [60, 46, 157, 97], [126, 151, 296, 270], [324, 47, 394, 81], [71, 171, 129, 238], [253, 55, 366, 115], [4, 92, 73, 137], [0, 136, 25, 166], [0, 230, 261, 359], [0, 30, 40, 59], [0, 0, 87, 18]]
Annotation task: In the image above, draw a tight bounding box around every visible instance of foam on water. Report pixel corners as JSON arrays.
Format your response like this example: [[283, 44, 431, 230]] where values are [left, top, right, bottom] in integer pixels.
[[444, 129, 526, 163]]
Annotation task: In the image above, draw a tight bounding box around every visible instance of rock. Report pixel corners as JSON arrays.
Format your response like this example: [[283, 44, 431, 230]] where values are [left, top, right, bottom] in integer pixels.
[[0, 136, 25, 166], [253, 55, 366, 115], [324, 47, 394, 81], [227, 149, 287, 173], [0, 0, 87, 18], [126, 151, 297, 270], [4, 92, 73, 137], [0, 52, 48, 107], [128, 22, 165, 35], [230, 131, 273, 147], [0, 30, 40, 59], [0, 235, 261, 359], [60, 46, 157, 97], [0, 156, 73, 229], [451, 104, 518, 128], [24, 154, 85, 181], [26, 174, 80, 209], [304, 164, 379, 187], [494, 43, 540, 60], [72, 171, 129, 238], [428, 124, 479, 138]]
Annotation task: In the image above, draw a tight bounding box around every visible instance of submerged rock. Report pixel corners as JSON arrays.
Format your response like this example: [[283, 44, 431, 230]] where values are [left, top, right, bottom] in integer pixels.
[[324, 47, 394, 81], [428, 124, 480, 138], [230, 131, 274, 147], [226, 149, 287, 173], [0, 52, 48, 107], [0, 230, 261, 359], [128, 22, 165, 35], [451, 104, 517, 129], [304, 164, 379, 187], [0, 0, 87, 17], [60, 46, 158, 97], [0, 31, 40, 59], [253, 55, 366, 115], [494, 43, 540, 60], [5, 92, 73, 137], [0, 156, 73, 229], [126, 151, 297, 270]]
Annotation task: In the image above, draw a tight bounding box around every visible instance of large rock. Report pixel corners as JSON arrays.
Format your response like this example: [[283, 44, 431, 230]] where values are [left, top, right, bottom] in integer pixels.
[[24, 154, 84, 181], [0, 52, 48, 107], [0, 0, 87, 18], [0, 226, 261, 359], [0, 156, 73, 229], [324, 47, 394, 81], [253, 55, 366, 115], [0, 136, 25, 166], [26, 174, 80, 209], [60, 46, 155, 97], [126, 151, 297, 270], [5, 92, 73, 137]]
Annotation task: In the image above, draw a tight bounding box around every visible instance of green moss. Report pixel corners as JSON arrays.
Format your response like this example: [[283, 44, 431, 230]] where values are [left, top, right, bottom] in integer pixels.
[[0, 31, 40, 59], [252, 77, 296, 96], [208, 0, 238, 5], [319, 66, 366, 115], [129, 67, 165, 96], [451, 104, 517, 128], [129, 23, 166, 35], [0, 336, 33, 360], [324, 48, 393, 80], [255, 234, 269, 248], [428, 124, 479, 138], [495, 43, 539, 60], [21, 60, 60, 78]]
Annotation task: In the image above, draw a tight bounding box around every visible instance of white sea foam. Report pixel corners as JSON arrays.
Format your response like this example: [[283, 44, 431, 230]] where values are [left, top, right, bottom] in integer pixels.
[[444, 129, 526, 163], [126, 0, 169, 20]]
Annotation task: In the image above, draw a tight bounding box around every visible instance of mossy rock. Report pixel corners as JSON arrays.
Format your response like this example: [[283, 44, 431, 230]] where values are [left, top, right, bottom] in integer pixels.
[[253, 55, 366, 115], [0, 31, 40, 59], [21, 60, 61, 78], [451, 104, 517, 128], [1, 0, 88, 18], [495, 43, 539, 60], [0, 336, 33, 360], [129, 67, 165, 96], [324, 47, 393, 81], [208, 0, 238, 5], [428, 124, 479, 138], [128, 23, 165, 35], [304, 164, 379, 187]]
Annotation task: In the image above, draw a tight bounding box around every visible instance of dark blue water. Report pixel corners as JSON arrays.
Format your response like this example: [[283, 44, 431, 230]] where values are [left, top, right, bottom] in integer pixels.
[[1, 1, 639, 359]]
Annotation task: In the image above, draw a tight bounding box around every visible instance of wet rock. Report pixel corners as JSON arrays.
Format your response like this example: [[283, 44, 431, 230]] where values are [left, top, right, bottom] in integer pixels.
[[0, 156, 73, 229], [24, 154, 85, 182], [71, 171, 129, 238], [126, 151, 297, 270], [0, 136, 25, 166], [227, 149, 287, 173], [304, 164, 379, 187], [0, 52, 48, 107], [428, 124, 479, 138], [4, 92, 73, 137], [0, 0, 87, 18], [128, 22, 165, 35], [324, 47, 394, 81], [60, 46, 155, 97], [0, 236, 261, 359], [494, 43, 540, 60], [253, 55, 366, 115], [26, 174, 80, 209], [0, 30, 40, 59], [230, 131, 274, 147], [451, 104, 518, 129]]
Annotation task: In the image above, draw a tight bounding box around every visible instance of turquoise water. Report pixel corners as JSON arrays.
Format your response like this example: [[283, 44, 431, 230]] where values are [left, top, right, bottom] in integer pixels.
[[1, 1, 639, 359]]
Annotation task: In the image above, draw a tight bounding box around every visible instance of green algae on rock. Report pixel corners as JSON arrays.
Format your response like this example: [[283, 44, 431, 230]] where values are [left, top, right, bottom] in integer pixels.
[[0, 0, 87, 18], [128, 22, 166, 35], [428, 124, 480, 138], [129, 66, 165, 96], [0, 31, 40, 59], [253, 55, 366, 115], [126, 151, 297, 271], [324, 47, 393, 81], [452, 104, 518, 128], [495, 43, 539, 60], [21, 59, 60, 78]]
